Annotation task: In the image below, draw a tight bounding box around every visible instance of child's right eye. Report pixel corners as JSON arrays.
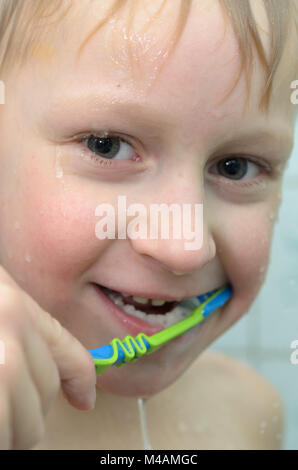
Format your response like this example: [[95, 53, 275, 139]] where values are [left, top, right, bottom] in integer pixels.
[[78, 133, 141, 166]]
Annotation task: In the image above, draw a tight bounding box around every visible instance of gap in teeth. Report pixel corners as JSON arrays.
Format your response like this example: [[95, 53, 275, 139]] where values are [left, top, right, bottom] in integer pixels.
[[124, 294, 166, 306]]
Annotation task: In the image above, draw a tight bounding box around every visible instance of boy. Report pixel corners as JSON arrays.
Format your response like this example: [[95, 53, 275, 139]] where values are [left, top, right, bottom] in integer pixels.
[[0, 0, 296, 449]]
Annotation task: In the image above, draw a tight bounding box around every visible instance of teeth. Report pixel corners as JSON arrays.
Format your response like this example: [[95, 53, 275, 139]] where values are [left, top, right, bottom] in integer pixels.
[[104, 289, 201, 328], [125, 295, 167, 306], [151, 299, 166, 306], [115, 289, 199, 309], [120, 292, 170, 306], [132, 296, 150, 304]]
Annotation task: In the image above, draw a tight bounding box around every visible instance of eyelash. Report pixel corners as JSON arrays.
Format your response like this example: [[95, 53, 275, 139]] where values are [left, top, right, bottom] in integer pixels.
[[78, 132, 139, 167], [77, 132, 271, 183]]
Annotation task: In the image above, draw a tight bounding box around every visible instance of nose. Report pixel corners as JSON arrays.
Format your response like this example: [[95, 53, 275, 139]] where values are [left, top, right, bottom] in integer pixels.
[[127, 184, 216, 275], [130, 226, 216, 274]]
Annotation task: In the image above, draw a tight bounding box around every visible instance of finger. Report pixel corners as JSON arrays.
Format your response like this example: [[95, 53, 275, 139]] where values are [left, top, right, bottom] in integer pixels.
[[0, 386, 11, 450], [23, 293, 96, 410], [22, 319, 61, 417], [5, 338, 45, 449]]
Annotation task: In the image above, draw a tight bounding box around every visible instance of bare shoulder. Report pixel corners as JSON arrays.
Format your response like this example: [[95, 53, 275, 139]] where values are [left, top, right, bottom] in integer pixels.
[[186, 350, 284, 449], [195, 350, 283, 406]]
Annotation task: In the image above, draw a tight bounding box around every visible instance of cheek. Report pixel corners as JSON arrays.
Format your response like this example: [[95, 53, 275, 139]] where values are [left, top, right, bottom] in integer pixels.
[[202, 202, 278, 347], [219, 204, 275, 301], [0, 170, 110, 306]]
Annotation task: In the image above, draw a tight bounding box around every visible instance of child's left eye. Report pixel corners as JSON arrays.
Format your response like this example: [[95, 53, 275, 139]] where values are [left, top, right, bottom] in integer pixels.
[[209, 156, 267, 181]]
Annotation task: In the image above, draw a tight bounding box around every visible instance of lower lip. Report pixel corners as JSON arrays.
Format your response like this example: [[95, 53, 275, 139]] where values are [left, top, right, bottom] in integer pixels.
[[92, 283, 169, 337]]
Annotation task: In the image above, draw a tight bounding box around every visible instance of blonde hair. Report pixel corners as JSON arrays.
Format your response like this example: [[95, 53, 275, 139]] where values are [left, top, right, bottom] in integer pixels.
[[0, 0, 297, 114]]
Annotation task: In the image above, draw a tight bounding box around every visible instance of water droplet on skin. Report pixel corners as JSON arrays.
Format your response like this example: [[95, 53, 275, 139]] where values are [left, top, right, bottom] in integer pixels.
[[137, 397, 153, 450], [25, 252, 31, 263], [14, 221, 20, 229], [178, 422, 187, 433], [56, 161, 63, 178], [259, 420, 267, 428], [194, 422, 207, 433], [55, 147, 64, 179], [275, 164, 284, 174], [269, 211, 276, 221]]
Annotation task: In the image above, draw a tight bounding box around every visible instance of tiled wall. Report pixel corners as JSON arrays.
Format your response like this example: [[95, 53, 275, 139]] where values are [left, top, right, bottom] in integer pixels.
[[209, 124, 298, 450]]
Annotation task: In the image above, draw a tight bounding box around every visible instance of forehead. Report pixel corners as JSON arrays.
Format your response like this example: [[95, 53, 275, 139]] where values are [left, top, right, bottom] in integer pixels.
[[56, 0, 240, 93], [26, 0, 294, 140]]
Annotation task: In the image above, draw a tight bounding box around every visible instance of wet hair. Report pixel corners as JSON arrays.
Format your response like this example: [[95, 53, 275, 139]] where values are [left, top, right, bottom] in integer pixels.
[[0, 0, 297, 114]]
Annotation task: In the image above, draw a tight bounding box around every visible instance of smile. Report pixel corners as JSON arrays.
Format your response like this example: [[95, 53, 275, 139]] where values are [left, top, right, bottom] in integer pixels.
[[96, 284, 201, 328]]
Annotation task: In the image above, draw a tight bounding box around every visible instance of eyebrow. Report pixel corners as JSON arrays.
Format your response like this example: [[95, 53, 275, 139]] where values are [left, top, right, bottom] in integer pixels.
[[214, 123, 294, 161], [221, 128, 293, 146], [52, 92, 174, 130]]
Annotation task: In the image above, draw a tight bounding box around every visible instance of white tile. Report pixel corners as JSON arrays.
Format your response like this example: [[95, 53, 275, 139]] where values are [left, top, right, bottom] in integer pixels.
[[259, 188, 298, 350], [257, 360, 298, 450]]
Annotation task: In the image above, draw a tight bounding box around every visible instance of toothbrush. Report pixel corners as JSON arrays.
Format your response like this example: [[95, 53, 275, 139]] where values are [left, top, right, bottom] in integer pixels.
[[89, 284, 233, 376]]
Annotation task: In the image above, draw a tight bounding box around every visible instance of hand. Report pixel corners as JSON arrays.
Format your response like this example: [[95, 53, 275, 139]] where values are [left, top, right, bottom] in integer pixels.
[[0, 266, 96, 449]]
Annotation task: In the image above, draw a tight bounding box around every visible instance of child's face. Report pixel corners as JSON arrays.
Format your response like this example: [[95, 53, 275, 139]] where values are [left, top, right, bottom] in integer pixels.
[[0, 0, 294, 397]]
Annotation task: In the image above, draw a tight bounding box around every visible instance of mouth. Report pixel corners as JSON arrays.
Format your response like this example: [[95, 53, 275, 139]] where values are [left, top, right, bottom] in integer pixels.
[[94, 284, 202, 328]]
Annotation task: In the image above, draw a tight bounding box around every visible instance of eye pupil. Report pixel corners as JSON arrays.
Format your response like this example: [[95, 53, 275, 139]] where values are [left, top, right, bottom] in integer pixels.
[[217, 158, 247, 180], [87, 136, 120, 159]]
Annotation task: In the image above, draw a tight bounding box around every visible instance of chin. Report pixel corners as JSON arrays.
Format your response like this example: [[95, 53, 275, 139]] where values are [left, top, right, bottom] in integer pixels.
[[95, 358, 184, 398], [95, 370, 171, 399]]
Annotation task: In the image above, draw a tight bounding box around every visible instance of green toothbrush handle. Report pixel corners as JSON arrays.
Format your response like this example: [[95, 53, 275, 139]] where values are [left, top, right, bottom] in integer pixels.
[[89, 284, 232, 375]]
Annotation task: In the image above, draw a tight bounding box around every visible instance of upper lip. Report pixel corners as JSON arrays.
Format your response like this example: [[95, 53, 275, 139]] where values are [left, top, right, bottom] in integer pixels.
[[95, 282, 216, 302]]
